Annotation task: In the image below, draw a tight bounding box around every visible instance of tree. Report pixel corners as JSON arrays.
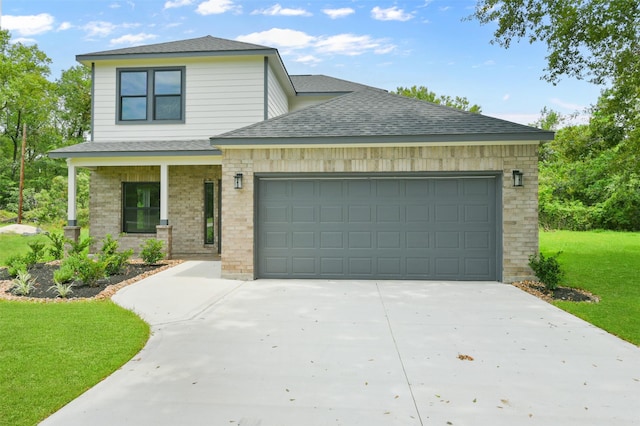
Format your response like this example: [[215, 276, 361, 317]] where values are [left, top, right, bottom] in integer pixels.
[[470, 0, 640, 86], [393, 85, 482, 113]]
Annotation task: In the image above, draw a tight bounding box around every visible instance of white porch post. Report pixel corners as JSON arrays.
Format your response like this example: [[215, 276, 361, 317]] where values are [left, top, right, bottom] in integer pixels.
[[160, 163, 169, 225], [67, 159, 77, 226]]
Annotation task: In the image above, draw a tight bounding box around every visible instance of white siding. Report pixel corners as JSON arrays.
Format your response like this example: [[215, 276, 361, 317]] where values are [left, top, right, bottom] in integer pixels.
[[92, 57, 265, 142], [267, 64, 288, 118]]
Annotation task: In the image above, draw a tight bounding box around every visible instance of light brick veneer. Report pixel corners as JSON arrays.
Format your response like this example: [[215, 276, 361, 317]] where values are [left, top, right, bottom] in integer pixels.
[[89, 165, 221, 258], [221, 144, 539, 282]]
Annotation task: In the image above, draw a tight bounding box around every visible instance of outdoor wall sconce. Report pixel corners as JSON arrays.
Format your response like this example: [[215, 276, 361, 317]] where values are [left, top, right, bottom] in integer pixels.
[[234, 173, 243, 189], [512, 170, 524, 187]]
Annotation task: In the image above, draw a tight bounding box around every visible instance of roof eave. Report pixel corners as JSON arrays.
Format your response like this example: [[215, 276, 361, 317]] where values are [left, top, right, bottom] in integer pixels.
[[210, 132, 554, 148], [49, 149, 222, 159], [76, 48, 278, 64]]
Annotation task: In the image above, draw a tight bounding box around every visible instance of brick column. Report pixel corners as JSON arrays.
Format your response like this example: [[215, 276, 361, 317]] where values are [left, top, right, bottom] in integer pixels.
[[63, 226, 81, 256], [156, 225, 173, 260]]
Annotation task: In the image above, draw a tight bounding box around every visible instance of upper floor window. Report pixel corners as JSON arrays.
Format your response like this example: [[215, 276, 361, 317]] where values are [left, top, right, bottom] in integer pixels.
[[117, 67, 185, 123]]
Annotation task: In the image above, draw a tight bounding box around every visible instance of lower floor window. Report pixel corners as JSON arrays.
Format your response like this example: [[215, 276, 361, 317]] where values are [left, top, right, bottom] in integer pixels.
[[204, 182, 215, 244], [123, 182, 160, 233]]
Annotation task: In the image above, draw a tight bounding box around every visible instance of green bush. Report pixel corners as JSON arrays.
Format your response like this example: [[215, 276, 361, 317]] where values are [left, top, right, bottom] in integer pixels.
[[6, 255, 27, 278], [25, 241, 47, 266], [67, 236, 94, 256], [53, 263, 75, 284], [61, 254, 105, 287], [140, 239, 164, 265], [46, 231, 66, 260], [97, 234, 133, 276], [528, 251, 564, 292]]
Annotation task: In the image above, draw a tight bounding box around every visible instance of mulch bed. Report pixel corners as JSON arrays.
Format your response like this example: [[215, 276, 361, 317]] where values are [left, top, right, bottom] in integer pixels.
[[512, 280, 600, 303], [0, 260, 183, 302]]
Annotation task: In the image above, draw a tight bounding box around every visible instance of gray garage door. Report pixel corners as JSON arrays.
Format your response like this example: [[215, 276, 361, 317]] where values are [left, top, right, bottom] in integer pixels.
[[257, 176, 498, 280]]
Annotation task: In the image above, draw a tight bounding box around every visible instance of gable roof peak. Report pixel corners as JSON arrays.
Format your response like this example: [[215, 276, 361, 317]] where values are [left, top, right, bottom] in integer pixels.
[[76, 35, 276, 62]]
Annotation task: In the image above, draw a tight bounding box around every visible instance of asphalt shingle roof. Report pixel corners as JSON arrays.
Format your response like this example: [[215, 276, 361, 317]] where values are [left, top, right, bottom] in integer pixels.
[[290, 75, 381, 94], [49, 140, 221, 158], [76, 35, 274, 60], [211, 89, 554, 145]]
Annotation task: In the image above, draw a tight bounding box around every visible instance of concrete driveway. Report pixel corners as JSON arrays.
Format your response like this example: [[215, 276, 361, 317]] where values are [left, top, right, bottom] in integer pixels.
[[42, 261, 640, 426]]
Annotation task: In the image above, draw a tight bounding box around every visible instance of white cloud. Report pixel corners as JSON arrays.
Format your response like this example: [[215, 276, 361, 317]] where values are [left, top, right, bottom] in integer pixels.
[[252, 4, 311, 17], [12, 37, 37, 45], [316, 34, 395, 56], [196, 0, 241, 15], [371, 6, 414, 22], [237, 28, 316, 49], [323, 8, 355, 19], [3, 13, 55, 36], [82, 21, 118, 37], [58, 22, 73, 31], [164, 0, 194, 9], [238, 28, 396, 60], [110, 33, 158, 46], [294, 55, 322, 65], [550, 98, 585, 111], [503, 93, 510, 101]]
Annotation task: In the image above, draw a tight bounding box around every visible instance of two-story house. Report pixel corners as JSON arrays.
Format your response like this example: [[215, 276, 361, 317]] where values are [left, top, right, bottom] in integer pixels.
[[50, 35, 553, 283]]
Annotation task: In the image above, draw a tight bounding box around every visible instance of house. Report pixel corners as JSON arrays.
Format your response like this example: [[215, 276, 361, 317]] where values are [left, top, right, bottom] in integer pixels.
[[49, 35, 554, 283]]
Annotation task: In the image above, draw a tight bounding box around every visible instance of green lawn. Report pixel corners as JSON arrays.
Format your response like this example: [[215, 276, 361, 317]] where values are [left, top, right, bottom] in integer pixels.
[[540, 230, 640, 345], [0, 300, 149, 426], [0, 231, 51, 265]]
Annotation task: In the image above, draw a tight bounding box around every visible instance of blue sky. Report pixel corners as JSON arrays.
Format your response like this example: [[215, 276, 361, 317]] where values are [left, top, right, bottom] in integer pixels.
[[2, 0, 602, 125]]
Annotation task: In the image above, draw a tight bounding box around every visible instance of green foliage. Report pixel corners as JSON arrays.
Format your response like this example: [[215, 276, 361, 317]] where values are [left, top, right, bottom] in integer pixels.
[[46, 231, 66, 260], [48, 281, 74, 298], [98, 234, 133, 276], [393, 85, 482, 113], [140, 239, 165, 265], [0, 300, 149, 426], [62, 254, 105, 287], [27, 241, 46, 262], [53, 263, 75, 285], [11, 270, 35, 296], [6, 255, 27, 277], [67, 235, 94, 256], [528, 251, 564, 292], [0, 30, 91, 224]]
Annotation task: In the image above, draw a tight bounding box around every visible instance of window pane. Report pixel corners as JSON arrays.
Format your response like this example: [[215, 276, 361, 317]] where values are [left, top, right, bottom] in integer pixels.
[[121, 71, 147, 96], [204, 182, 214, 244], [154, 70, 181, 95], [123, 183, 160, 233], [121, 97, 147, 120], [154, 96, 181, 120]]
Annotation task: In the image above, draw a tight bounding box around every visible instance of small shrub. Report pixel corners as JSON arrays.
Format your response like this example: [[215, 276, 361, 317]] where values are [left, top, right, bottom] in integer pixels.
[[529, 251, 564, 292], [61, 254, 105, 287], [6, 255, 27, 278], [140, 239, 165, 265], [12, 271, 35, 296], [46, 231, 66, 260], [26, 241, 47, 265], [67, 236, 94, 256], [98, 235, 133, 276], [53, 264, 75, 284], [48, 281, 74, 298], [75, 255, 106, 287], [99, 234, 119, 257], [102, 249, 133, 276]]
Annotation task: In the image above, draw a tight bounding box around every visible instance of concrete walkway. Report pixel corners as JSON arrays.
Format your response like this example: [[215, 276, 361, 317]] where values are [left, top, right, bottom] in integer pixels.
[[42, 261, 640, 426]]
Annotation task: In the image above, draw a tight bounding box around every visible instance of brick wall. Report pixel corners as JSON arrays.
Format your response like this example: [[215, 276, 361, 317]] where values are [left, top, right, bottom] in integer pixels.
[[89, 165, 221, 257], [221, 144, 539, 282]]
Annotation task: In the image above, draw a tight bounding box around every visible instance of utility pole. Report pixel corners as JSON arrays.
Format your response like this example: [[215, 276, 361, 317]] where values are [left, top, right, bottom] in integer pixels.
[[18, 124, 26, 224]]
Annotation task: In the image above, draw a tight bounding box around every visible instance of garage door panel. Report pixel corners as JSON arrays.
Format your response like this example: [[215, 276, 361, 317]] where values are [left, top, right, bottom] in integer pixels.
[[257, 177, 498, 280], [320, 257, 344, 274], [292, 231, 315, 248]]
